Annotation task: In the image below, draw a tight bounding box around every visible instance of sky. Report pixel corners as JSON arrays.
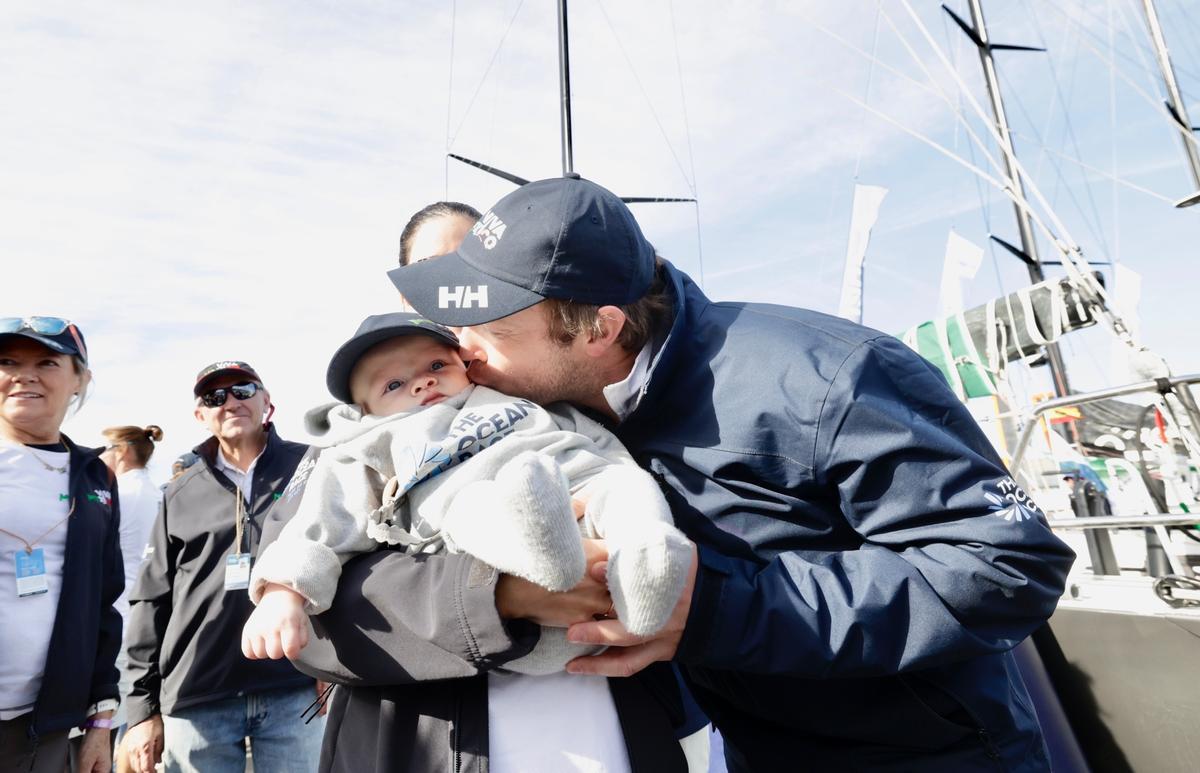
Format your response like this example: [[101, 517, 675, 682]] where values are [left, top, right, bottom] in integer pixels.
[[2, 0, 1198, 481]]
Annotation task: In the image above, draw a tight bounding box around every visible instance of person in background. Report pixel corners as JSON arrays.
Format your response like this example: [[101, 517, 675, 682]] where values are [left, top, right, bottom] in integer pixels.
[[0, 317, 122, 773], [98, 424, 164, 773], [122, 361, 323, 773], [398, 201, 480, 267], [168, 451, 199, 482]]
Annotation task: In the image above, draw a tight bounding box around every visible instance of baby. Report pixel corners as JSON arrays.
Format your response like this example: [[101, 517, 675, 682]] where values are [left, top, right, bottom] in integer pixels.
[[243, 312, 691, 674]]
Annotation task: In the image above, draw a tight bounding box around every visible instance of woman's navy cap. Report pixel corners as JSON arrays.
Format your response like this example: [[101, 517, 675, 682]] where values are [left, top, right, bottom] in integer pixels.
[[387, 175, 656, 326], [0, 318, 88, 364], [326, 312, 460, 403]]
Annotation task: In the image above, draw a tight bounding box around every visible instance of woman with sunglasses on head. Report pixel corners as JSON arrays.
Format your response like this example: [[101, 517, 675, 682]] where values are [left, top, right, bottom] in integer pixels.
[[0, 317, 123, 773], [123, 361, 322, 773]]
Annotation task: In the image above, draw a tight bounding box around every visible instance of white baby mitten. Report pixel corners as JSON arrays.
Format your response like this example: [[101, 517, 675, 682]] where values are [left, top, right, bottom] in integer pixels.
[[443, 451, 585, 592]]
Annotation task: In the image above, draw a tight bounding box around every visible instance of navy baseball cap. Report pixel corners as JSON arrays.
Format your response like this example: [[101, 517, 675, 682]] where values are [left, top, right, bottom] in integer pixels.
[[0, 317, 89, 364], [193, 360, 262, 396], [387, 175, 656, 326], [326, 312, 461, 403]]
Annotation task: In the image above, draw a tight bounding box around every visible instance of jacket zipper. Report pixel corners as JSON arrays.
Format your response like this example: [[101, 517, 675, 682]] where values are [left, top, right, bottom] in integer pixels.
[[451, 688, 463, 773]]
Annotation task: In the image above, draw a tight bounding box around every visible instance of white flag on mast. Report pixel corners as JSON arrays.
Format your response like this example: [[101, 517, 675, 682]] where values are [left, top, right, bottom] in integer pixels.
[[837, 184, 888, 323], [938, 231, 984, 316]]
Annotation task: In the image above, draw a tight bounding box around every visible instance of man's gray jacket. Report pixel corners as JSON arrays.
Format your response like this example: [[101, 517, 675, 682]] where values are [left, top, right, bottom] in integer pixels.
[[124, 426, 314, 727]]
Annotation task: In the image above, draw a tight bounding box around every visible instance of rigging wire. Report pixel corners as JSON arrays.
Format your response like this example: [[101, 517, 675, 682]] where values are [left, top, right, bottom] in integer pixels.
[[1048, 0, 1199, 84], [1022, 0, 1113, 262], [1004, 129, 1176, 204], [446, 0, 526, 152], [444, 0, 459, 198], [668, 0, 705, 286], [998, 68, 1111, 261], [1041, 0, 1200, 157], [594, 1, 695, 194], [852, 6, 883, 181], [1107, 0, 1121, 269]]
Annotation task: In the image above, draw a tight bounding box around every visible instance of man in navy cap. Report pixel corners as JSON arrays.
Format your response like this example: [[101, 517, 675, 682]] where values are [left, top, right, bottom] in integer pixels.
[[305, 175, 1074, 772], [123, 361, 325, 773]]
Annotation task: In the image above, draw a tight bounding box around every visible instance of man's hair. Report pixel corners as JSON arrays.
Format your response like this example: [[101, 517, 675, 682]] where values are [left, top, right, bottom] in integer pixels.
[[544, 258, 673, 353], [399, 201, 482, 266]]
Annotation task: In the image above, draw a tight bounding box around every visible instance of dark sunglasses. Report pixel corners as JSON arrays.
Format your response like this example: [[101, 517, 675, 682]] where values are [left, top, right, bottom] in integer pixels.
[[0, 316, 88, 362], [199, 381, 261, 408]]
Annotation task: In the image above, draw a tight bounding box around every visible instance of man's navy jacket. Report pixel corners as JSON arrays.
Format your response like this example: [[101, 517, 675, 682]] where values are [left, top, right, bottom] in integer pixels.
[[613, 263, 1076, 772]]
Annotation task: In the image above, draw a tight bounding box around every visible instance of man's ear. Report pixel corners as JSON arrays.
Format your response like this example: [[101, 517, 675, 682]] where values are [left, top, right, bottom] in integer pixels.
[[584, 306, 627, 357], [193, 404, 206, 423]]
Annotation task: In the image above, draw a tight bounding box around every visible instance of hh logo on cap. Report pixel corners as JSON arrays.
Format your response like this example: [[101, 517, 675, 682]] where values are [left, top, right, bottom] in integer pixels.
[[439, 285, 489, 309], [471, 211, 507, 250]]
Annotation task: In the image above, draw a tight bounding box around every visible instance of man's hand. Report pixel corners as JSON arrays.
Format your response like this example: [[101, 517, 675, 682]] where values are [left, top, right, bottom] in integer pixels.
[[76, 721, 112, 773], [242, 584, 309, 660], [565, 542, 697, 678], [495, 538, 611, 627], [125, 715, 164, 773]]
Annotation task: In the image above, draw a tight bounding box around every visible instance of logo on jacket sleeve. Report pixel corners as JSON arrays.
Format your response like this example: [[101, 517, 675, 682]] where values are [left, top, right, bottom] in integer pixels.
[[984, 477, 1041, 522], [87, 489, 113, 506], [282, 456, 318, 503]]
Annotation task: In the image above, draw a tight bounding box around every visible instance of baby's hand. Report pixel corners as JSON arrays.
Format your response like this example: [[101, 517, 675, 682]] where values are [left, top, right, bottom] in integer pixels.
[[241, 584, 310, 660]]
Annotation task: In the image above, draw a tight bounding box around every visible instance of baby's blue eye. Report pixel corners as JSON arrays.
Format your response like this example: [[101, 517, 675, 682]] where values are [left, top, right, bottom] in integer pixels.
[[431, 361, 445, 372], [385, 380, 405, 393]]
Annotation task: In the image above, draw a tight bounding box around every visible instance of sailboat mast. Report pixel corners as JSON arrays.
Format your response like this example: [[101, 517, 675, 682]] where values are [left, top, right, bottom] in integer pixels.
[[557, 0, 575, 175], [965, 0, 1071, 397], [1138, 0, 1200, 194]]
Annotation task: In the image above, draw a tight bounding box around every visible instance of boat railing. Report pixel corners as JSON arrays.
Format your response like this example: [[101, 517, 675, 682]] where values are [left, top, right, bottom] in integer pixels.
[[1006, 373, 1200, 579], [1009, 372, 1200, 472], [1045, 513, 1199, 529]]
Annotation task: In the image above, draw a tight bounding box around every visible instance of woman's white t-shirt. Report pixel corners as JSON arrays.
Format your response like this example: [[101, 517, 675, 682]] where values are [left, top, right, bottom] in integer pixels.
[[0, 443, 72, 719]]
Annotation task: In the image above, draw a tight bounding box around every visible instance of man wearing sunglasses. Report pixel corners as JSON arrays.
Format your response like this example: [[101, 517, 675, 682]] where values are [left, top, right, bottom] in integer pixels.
[[123, 361, 324, 773]]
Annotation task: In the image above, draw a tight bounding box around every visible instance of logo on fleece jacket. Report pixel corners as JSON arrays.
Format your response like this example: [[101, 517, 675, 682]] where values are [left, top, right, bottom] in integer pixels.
[[983, 477, 1042, 523], [398, 396, 541, 495]]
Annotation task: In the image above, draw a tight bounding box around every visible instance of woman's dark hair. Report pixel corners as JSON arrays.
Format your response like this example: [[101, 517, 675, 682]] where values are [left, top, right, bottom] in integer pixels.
[[102, 425, 163, 468], [398, 201, 482, 266]]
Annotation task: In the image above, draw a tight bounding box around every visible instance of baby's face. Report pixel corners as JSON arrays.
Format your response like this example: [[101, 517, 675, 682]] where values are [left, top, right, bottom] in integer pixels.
[[349, 335, 470, 416]]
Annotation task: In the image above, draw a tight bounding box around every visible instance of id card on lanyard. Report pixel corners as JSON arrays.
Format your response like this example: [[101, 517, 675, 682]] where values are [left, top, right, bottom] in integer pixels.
[[224, 485, 253, 591], [15, 548, 49, 597], [4, 498, 74, 598]]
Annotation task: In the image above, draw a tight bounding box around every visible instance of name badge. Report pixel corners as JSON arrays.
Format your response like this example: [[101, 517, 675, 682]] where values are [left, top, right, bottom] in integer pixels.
[[224, 553, 252, 591], [15, 549, 49, 597]]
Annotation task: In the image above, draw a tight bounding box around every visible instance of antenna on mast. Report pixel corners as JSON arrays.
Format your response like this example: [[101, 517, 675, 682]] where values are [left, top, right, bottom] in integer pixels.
[[447, 1, 694, 205], [944, 1, 1071, 398], [558, 0, 575, 175]]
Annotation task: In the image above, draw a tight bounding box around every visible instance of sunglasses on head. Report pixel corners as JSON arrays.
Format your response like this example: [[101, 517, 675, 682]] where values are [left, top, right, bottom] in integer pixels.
[[0, 316, 88, 362], [199, 381, 261, 408]]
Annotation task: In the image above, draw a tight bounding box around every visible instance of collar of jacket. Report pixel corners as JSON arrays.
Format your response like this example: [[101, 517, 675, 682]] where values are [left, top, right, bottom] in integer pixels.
[[60, 432, 109, 491], [622, 262, 708, 430]]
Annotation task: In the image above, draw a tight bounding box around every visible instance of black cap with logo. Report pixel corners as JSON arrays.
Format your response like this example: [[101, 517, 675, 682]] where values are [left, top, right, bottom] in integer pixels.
[[387, 174, 655, 326], [325, 312, 461, 403], [193, 360, 262, 396]]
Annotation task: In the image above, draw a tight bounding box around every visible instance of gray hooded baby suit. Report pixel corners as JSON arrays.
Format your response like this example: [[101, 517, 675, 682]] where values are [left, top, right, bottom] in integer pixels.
[[251, 384, 692, 675]]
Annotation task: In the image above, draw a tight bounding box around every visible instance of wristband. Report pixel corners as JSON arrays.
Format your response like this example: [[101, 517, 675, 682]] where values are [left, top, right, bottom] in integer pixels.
[[83, 717, 116, 730]]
